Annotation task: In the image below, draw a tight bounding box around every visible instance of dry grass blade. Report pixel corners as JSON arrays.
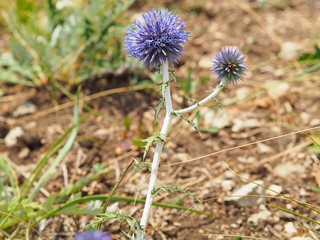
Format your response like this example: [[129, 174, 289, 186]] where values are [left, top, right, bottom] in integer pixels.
[[163, 125, 320, 167]]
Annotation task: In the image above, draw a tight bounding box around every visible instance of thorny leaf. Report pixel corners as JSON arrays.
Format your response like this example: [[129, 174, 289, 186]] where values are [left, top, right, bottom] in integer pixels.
[[169, 69, 178, 85], [172, 112, 199, 133], [133, 160, 152, 175], [185, 96, 199, 105], [154, 98, 164, 126], [141, 134, 167, 160], [152, 185, 202, 204], [88, 210, 143, 234]]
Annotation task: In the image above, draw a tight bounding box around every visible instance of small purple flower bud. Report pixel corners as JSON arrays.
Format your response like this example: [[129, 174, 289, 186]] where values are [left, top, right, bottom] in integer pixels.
[[125, 9, 189, 69], [212, 47, 248, 84], [75, 231, 112, 240]]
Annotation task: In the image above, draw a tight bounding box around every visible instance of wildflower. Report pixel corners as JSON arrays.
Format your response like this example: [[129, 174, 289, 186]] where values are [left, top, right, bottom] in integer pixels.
[[125, 9, 189, 69], [212, 47, 247, 84], [75, 231, 112, 240]]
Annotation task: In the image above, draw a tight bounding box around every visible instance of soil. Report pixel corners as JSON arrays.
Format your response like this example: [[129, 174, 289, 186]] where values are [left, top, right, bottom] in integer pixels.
[[1, 0, 320, 239]]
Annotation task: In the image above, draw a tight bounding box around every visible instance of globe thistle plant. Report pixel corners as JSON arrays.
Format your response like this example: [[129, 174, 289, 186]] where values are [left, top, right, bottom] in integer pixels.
[[124, 9, 189, 68], [212, 47, 247, 84], [75, 231, 112, 240], [123, 9, 247, 239]]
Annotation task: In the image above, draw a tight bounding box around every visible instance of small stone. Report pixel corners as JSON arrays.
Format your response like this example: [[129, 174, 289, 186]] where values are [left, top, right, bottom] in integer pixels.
[[274, 162, 305, 178], [93, 129, 111, 140], [248, 206, 272, 226], [174, 153, 190, 162], [264, 80, 290, 98], [274, 224, 283, 231], [13, 102, 37, 117], [224, 170, 234, 179], [280, 41, 303, 60], [310, 119, 320, 127], [237, 156, 256, 163], [284, 222, 298, 236], [257, 143, 274, 154], [18, 147, 30, 159], [221, 179, 235, 192], [224, 180, 265, 207], [299, 188, 308, 197], [232, 119, 260, 132], [200, 108, 231, 129], [230, 223, 238, 228], [198, 57, 212, 69], [4, 127, 24, 147], [266, 184, 283, 196]]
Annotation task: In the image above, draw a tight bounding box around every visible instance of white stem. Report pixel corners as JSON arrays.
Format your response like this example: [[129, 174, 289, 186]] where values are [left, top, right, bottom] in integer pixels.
[[174, 78, 227, 114], [140, 60, 172, 236]]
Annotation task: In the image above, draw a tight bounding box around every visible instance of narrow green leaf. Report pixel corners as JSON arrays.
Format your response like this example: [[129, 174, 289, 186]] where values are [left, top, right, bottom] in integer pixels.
[[152, 185, 202, 204], [133, 161, 152, 175]]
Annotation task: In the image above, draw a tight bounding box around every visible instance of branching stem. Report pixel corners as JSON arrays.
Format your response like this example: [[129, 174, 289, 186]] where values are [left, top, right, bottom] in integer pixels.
[[139, 62, 227, 239], [174, 78, 227, 114]]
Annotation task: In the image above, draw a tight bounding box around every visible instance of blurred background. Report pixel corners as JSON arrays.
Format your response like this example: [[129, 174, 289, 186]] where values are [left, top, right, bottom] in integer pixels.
[[0, 0, 320, 239]]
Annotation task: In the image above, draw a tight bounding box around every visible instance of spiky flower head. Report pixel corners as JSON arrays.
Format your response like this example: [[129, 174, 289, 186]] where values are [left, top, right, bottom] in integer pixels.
[[212, 47, 247, 84], [75, 231, 112, 240], [125, 9, 189, 69]]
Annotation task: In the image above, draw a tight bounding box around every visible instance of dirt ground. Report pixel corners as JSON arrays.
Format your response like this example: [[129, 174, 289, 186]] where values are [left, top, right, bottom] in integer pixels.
[[1, 0, 320, 239]]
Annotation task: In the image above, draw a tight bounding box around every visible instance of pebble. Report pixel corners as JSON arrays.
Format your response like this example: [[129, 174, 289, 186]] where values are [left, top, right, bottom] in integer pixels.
[[93, 128, 111, 140], [200, 108, 231, 129], [248, 205, 272, 226], [221, 179, 235, 192], [232, 119, 260, 132], [284, 222, 298, 236], [274, 162, 305, 178], [266, 184, 283, 196], [198, 57, 212, 69], [280, 41, 303, 60], [12, 102, 37, 117], [18, 147, 30, 159], [224, 180, 265, 207], [257, 143, 274, 154], [4, 127, 24, 147], [264, 80, 290, 98]]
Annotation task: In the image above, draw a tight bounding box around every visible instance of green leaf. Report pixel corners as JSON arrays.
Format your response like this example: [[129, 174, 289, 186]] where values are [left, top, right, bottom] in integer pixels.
[[169, 69, 178, 85], [310, 186, 320, 193], [172, 112, 199, 133], [133, 161, 152, 175], [268, 204, 320, 226], [132, 139, 146, 147], [34, 194, 216, 226], [152, 185, 202, 204], [199, 127, 220, 134], [141, 134, 166, 160], [181, 66, 196, 95], [154, 98, 164, 125], [124, 116, 131, 131], [308, 144, 320, 154]]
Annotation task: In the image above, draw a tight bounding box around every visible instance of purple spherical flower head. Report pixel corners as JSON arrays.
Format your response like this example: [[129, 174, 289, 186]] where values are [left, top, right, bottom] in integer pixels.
[[75, 231, 112, 240], [125, 9, 189, 69], [212, 47, 248, 84]]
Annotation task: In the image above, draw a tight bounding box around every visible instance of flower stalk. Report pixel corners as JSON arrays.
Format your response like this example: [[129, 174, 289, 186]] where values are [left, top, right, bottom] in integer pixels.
[[140, 60, 172, 230]]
